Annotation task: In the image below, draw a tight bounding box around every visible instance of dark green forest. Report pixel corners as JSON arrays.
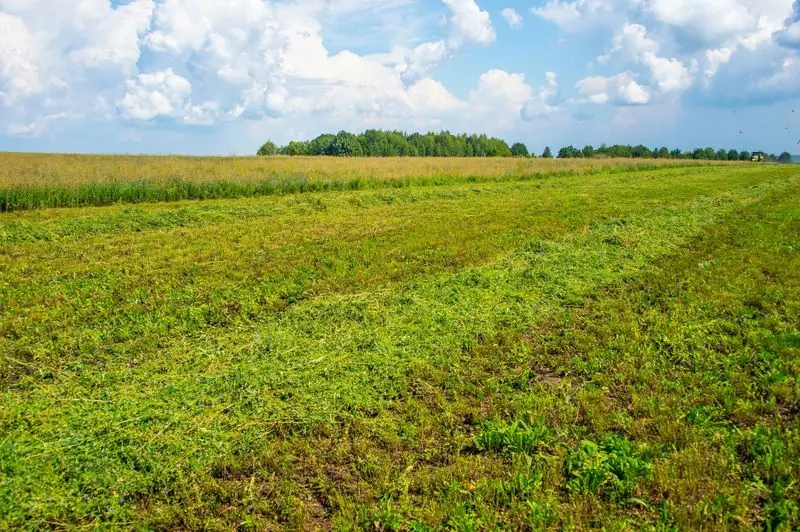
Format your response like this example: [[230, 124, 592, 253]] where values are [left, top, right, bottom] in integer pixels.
[[258, 130, 792, 162]]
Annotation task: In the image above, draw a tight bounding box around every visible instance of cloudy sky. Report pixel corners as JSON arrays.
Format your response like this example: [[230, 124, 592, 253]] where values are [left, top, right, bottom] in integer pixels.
[[1, 0, 799, 155]]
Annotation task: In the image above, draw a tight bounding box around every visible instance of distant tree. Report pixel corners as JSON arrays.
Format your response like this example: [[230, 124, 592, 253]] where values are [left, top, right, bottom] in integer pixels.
[[510, 142, 529, 157], [670, 148, 683, 158], [281, 141, 310, 156], [767, 153, 778, 162], [257, 141, 278, 156], [608, 144, 632, 158], [657, 147, 670, 159], [542, 146, 553, 158], [716, 149, 728, 161], [631, 145, 652, 158], [309, 134, 336, 156], [361, 129, 390, 156], [727, 149, 739, 161], [582, 145, 595, 158], [558, 145, 581, 158], [778, 152, 793, 163], [329, 131, 363, 156], [739, 151, 751, 161]]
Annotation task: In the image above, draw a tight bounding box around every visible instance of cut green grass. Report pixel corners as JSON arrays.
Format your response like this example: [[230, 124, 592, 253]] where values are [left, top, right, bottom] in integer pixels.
[[0, 163, 797, 529]]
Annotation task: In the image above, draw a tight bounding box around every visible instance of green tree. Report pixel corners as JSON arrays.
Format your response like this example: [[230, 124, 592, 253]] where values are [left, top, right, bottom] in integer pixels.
[[257, 141, 278, 156], [657, 147, 670, 159], [739, 151, 751, 161], [778, 152, 792, 163], [542, 146, 553, 158], [558, 145, 581, 158], [727, 149, 739, 161], [309, 134, 336, 156], [281, 141, 309, 156], [510, 142, 529, 157], [716, 149, 728, 160], [328, 131, 363, 156], [582, 145, 595, 158]]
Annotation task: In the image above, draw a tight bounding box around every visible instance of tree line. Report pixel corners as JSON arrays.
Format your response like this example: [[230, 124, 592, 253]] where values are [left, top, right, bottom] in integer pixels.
[[554, 144, 793, 162], [258, 130, 526, 158], [257, 130, 793, 162]]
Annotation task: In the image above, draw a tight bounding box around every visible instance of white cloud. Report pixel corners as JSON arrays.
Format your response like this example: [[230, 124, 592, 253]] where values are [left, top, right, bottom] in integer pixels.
[[643, 0, 790, 47], [778, 21, 800, 48], [536, 0, 793, 85], [471, 70, 532, 109], [118, 69, 219, 124], [776, 1, 800, 49], [752, 55, 800, 93], [642, 54, 694, 93], [600, 24, 694, 94], [576, 72, 651, 105], [531, 0, 636, 32], [522, 71, 561, 119], [399, 40, 449, 79], [501, 8, 523, 29], [646, 0, 754, 45], [407, 78, 465, 114], [443, 0, 496, 45], [0, 12, 42, 105], [469, 69, 533, 128], [704, 47, 734, 77], [598, 23, 659, 64], [532, 0, 583, 29], [69, 0, 154, 71]]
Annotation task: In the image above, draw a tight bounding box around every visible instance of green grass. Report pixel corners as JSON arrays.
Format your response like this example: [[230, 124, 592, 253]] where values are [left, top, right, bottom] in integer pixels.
[[0, 162, 798, 529]]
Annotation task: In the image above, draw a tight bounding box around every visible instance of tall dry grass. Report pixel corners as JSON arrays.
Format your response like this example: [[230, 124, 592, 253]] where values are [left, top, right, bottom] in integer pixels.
[[0, 152, 723, 211]]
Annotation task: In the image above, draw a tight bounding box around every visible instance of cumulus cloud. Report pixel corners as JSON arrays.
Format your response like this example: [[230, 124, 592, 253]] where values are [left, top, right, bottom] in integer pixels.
[[443, 0, 496, 46], [398, 40, 449, 80], [69, 0, 154, 71], [704, 48, 735, 78], [576, 72, 651, 105], [599, 23, 694, 94], [0, 0, 157, 134], [0, 0, 518, 137], [776, 1, 800, 49], [118, 69, 219, 124], [407, 78, 465, 114], [522, 72, 561, 119], [751, 55, 800, 94], [535, 0, 793, 86], [531, 0, 636, 32], [0, 12, 42, 105], [501, 8, 523, 29]]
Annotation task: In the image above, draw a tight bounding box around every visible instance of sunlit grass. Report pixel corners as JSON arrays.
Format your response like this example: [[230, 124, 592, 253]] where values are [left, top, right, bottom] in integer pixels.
[[0, 161, 796, 529], [0, 153, 721, 211]]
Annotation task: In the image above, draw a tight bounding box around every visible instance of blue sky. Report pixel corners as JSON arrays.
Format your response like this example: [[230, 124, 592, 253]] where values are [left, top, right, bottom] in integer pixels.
[[1, 0, 799, 155]]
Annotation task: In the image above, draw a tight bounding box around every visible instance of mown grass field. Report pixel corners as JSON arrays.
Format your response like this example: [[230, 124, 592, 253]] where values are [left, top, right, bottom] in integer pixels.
[[0, 156, 798, 530]]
